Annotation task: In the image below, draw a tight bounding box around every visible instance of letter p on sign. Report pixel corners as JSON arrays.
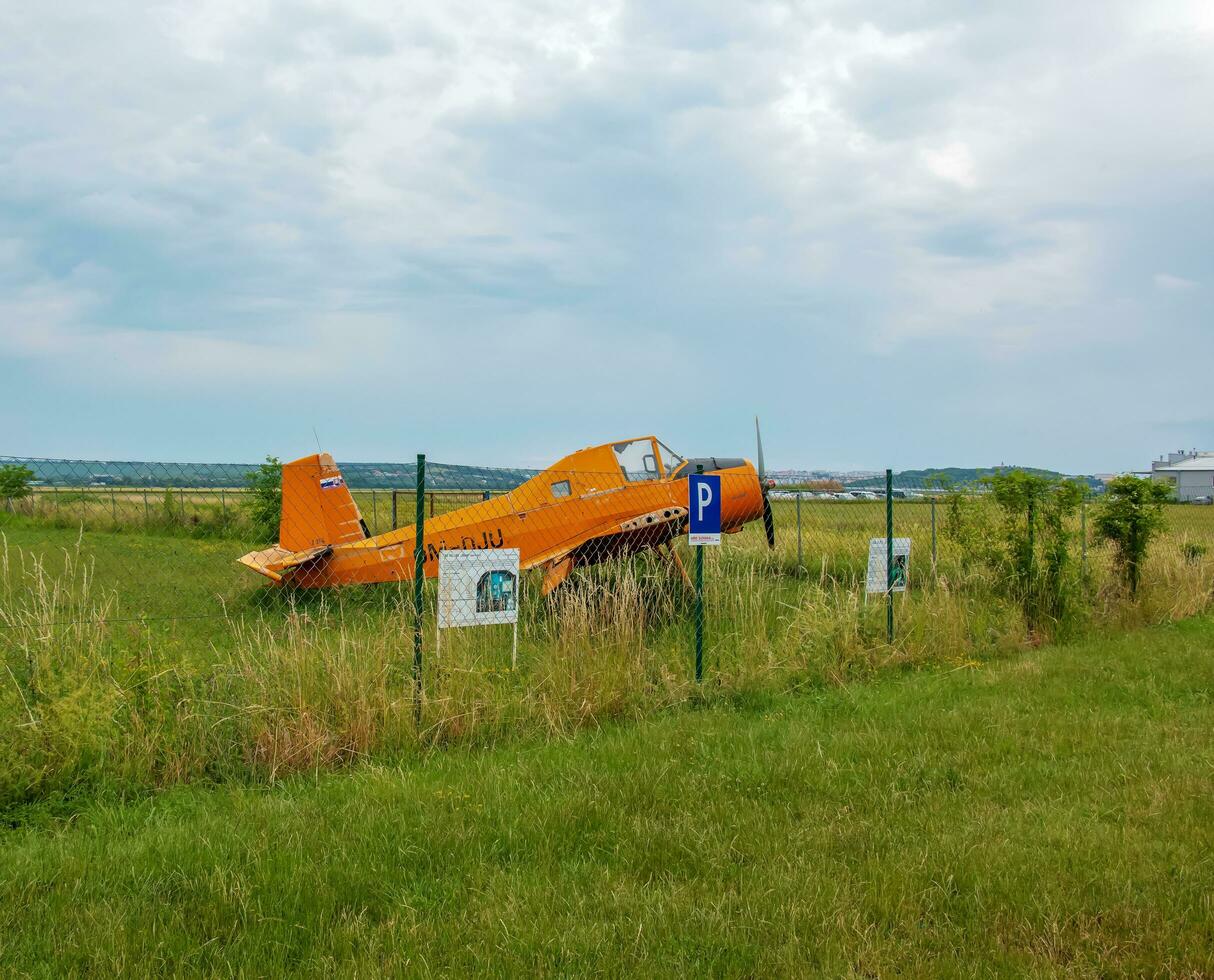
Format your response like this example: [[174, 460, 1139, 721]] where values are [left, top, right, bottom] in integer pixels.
[[688, 473, 722, 546]]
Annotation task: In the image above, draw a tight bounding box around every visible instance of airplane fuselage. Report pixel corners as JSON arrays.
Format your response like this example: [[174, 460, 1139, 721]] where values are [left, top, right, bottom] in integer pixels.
[[238, 436, 766, 591]]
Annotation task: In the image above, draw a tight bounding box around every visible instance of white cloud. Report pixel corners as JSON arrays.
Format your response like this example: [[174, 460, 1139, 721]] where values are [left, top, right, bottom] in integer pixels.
[[872, 221, 1101, 354], [1153, 272, 1199, 291], [920, 141, 977, 189]]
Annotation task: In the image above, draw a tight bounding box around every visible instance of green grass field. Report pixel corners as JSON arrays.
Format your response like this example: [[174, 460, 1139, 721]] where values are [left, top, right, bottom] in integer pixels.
[[2, 616, 1212, 975], [2, 497, 1213, 816], [17, 486, 495, 538]]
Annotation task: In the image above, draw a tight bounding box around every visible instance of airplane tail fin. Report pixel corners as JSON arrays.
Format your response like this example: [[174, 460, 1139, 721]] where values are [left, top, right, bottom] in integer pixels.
[[279, 452, 368, 552]]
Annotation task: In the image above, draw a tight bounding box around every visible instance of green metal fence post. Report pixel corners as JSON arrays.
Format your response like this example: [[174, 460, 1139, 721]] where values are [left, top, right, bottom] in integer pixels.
[[930, 496, 938, 579], [694, 464, 704, 683], [391, 489, 398, 530], [886, 469, 894, 645], [372, 489, 377, 533], [796, 491, 803, 569], [413, 455, 426, 729], [1027, 498, 1036, 609], [1081, 498, 1088, 582]]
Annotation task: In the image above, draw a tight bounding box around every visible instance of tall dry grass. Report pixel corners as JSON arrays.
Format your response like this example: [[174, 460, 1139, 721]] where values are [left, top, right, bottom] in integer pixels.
[[0, 535, 120, 807], [2, 506, 1212, 813]]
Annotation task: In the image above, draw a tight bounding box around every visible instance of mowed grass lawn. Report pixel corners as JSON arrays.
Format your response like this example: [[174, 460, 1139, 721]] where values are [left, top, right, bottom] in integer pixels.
[[3, 618, 1214, 977]]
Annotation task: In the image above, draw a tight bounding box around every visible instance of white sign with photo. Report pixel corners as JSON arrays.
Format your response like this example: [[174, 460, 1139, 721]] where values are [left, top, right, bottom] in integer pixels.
[[438, 548, 521, 628], [866, 538, 912, 594]]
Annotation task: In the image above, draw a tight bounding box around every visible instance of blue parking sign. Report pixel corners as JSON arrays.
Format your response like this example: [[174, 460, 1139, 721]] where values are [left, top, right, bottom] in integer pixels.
[[688, 473, 721, 546]]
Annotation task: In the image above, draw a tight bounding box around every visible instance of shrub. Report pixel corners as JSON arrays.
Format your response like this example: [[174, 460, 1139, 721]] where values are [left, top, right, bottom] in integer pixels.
[[983, 470, 1086, 635], [938, 487, 992, 572], [0, 464, 34, 508], [161, 487, 179, 525], [246, 457, 283, 544], [1094, 476, 1172, 595]]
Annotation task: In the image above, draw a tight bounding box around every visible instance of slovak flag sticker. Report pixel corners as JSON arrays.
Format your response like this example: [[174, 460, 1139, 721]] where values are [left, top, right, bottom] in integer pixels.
[[320, 476, 345, 490]]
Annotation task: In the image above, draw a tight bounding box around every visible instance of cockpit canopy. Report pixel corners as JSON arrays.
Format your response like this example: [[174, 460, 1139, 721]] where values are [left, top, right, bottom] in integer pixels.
[[611, 438, 685, 482]]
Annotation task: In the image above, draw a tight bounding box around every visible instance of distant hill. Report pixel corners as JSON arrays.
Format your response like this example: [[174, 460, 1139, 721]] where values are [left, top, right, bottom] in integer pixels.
[[3, 458, 537, 491], [5, 456, 1106, 494], [846, 466, 1104, 491]]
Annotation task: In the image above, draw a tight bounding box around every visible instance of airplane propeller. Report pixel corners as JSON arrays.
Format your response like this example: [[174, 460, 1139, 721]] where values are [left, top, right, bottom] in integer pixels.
[[755, 416, 776, 549]]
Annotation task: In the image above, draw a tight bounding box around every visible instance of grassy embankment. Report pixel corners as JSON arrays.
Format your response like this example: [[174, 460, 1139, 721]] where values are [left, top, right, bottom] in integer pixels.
[[2, 616, 1212, 975]]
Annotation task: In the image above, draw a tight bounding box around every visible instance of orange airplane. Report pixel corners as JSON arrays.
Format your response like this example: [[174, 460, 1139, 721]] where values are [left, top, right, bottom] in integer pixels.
[[238, 428, 776, 594]]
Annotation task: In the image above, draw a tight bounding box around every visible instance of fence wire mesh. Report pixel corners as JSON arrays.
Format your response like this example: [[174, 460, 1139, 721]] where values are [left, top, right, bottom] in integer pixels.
[[4, 448, 1214, 801], [5, 454, 1214, 629]]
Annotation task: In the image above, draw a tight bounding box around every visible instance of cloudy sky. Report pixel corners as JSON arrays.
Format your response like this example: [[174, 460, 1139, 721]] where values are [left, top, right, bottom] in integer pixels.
[[2, 1, 1211, 472]]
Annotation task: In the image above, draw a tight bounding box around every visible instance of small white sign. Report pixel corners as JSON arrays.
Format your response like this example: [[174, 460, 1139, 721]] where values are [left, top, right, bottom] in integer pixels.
[[866, 538, 912, 594], [438, 549, 520, 628]]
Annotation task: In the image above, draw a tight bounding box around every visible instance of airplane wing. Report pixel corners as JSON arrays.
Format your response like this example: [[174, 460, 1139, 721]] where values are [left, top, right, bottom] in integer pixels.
[[525, 504, 688, 593]]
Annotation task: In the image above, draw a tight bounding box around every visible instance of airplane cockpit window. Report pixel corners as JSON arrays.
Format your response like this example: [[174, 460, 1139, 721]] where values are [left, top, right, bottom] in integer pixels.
[[613, 439, 660, 482], [657, 441, 685, 478]]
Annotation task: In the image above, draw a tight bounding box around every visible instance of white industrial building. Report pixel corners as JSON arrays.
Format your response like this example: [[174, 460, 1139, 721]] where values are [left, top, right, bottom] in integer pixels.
[[1149, 450, 1214, 502]]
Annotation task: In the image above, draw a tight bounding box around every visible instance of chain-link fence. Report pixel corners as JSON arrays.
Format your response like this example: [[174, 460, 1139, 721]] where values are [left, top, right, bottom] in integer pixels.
[[5, 451, 1213, 633], [3, 448, 1213, 802]]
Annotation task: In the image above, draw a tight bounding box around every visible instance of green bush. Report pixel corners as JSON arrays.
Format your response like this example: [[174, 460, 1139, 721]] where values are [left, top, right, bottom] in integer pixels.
[[161, 487, 179, 525], [0, 464, 34, 507], [938, 487, 994, 574], [984, 470, 1086, 635], [246, 457, 282, 544], [1094, 476, 1172, 595]]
